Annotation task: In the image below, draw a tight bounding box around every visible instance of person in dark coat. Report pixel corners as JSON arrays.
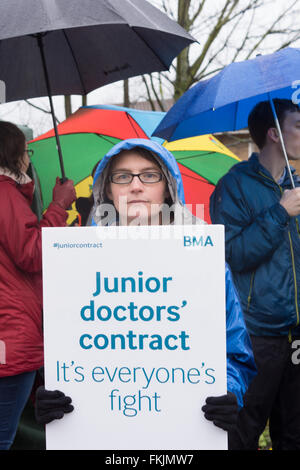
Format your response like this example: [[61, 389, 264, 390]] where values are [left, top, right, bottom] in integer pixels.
[[210, 99, 300, 450]]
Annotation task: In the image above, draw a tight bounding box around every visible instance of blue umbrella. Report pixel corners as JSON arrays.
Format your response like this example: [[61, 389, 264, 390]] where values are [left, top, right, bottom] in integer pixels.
[[153, 47, 300, 187]]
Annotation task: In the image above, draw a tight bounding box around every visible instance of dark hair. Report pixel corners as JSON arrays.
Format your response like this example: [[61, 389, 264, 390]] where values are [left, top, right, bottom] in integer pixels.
[[0, 121, 26, 178], [248, 99, 300, 149]]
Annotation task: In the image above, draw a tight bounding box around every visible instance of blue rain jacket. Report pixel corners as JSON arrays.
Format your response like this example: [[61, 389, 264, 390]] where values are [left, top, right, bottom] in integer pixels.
[[93, 138, 256, 407], [210, 153, 300, 338]]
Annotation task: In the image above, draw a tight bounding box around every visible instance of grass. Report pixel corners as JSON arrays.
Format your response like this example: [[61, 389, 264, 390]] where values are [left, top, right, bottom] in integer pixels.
[[258, 424, 272, 450]]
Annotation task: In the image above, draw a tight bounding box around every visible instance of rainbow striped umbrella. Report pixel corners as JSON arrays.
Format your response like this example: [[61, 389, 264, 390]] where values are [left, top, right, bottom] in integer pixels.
[[29, 105, 240, 224]]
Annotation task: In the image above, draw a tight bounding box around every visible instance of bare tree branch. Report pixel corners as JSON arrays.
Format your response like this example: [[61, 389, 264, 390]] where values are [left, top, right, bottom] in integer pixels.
[[24, 99, 61, 123], [141, 75, 156, 111], [137, 0, 300, 106], [149, 73, 166, 111]]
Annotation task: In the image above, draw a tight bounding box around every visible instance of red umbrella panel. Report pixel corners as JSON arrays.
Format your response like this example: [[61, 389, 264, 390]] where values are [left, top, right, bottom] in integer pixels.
[[178, 163, 215, 223]]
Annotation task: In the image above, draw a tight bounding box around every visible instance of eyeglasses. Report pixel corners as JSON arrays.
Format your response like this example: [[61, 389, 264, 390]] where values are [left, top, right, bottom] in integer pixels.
[[109, 171, 163, 184], [25, 149, 34, 157]]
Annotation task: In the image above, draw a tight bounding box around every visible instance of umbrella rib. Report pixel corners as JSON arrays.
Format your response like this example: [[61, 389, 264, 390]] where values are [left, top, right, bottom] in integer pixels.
[[94, 134, 121, 145], [175, 150, 228, 161], [62, 30, 87, 95], [131, 26, 169, 70], [181, 171, 214, 186], [126, 114, 144, 138], [178, 161, 217, 186]]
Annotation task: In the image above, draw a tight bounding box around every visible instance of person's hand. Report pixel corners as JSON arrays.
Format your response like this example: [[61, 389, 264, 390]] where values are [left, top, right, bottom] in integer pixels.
[[202, 392, 238, 432], [52, 177, 76, 210], [35, 386, 74, 425], [280, 188, 300, 217]]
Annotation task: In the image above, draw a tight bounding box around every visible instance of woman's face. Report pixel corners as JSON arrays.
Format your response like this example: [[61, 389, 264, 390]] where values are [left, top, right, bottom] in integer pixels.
[[106, 150, 169, 225]]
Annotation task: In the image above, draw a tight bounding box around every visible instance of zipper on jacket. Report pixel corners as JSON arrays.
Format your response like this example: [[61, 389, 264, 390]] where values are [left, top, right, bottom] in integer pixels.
[[247, 272, 255, 313], [296, 218, 300, 237], [288, 230, 299, 328], [258, 171, 300, 329]]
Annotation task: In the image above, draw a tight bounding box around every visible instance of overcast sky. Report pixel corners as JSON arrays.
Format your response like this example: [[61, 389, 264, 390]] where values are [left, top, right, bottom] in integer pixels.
[[1, 0, 300, 138]]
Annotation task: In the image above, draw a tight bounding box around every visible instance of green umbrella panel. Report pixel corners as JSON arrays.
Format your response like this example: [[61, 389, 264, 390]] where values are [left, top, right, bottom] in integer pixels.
[[29, 133, 121, 209], [170, 149, 238, 186]]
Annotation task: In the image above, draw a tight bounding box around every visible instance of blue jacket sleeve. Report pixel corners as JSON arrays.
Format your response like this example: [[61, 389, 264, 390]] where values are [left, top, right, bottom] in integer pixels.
[[210, 174, 290, 272], [225, 263, 256, 407]]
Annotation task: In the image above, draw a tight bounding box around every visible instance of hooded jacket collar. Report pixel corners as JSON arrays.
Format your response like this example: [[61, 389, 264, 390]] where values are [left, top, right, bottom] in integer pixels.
[[0, 168, 34, 203], [248, 152, 298, 188]]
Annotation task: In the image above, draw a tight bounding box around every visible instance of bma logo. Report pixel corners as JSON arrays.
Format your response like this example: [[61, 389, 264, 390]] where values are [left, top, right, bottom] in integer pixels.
[[183, 235, 214, 247]]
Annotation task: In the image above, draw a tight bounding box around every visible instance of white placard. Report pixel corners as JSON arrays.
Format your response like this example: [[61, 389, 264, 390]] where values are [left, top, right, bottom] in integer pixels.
[[42, 224, 227, 450]]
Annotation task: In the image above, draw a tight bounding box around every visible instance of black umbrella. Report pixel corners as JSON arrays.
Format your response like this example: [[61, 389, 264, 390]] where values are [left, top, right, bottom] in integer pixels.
[[0, 0, 194, 180]]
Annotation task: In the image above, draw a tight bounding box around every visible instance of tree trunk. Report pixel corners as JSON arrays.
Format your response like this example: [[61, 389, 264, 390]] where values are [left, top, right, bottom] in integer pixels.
[[173, 0, 191, 101], [123, 79, 130, 107], [64, 95, 72, 118]]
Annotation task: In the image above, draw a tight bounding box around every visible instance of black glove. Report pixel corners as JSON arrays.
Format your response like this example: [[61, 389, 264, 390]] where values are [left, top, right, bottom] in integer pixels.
[[35, 386, 74, 425], [202, 392, 238, 432]]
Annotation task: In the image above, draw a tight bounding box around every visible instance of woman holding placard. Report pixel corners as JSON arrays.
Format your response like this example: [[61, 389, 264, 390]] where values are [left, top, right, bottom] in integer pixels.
[[35, 138, 256, 446]]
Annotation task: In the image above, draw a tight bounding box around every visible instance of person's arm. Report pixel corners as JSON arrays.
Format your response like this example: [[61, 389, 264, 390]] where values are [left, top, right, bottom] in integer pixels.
[[0, 178, 76, 273], [202, 264, 256, 431], [210, 174, 290, 272]]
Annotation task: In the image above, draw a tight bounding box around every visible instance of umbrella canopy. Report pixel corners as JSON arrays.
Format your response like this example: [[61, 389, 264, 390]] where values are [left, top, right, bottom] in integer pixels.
[[0, 0, 194, 102], [153, 47, 300, 141], [29, 105, 239, 224], [0, 0, 194, 180]]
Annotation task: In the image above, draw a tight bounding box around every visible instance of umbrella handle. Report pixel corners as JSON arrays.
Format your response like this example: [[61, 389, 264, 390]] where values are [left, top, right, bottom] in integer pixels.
[[268, 94, 295, 189], [36, 33, 67, 181], [58, 176, 73, 211]]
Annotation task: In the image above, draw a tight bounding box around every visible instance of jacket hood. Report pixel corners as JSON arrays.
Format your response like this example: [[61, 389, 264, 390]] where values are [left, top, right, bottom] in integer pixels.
[[91, 138, 204, 226]]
